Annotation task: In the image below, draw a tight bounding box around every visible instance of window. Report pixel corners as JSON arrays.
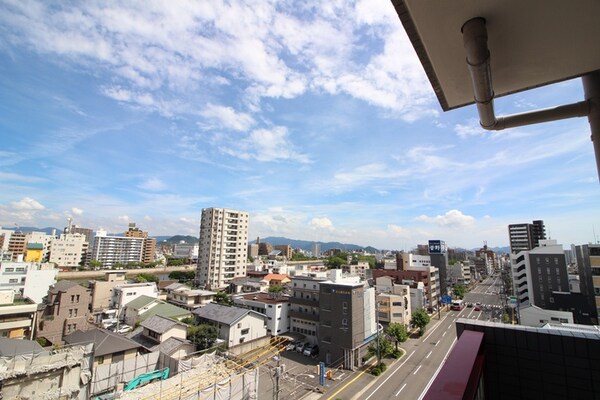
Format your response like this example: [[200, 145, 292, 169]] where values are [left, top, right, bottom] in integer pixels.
[[16, 267, 24, 272], [4, 268, 14, 272], [241, 328, 249, 335], [8, 279, 18, 283], [76, 295, 80, 302], [97, 356, 105, 364], [71, 295, 75, 302], [341, 318, 348, 326]]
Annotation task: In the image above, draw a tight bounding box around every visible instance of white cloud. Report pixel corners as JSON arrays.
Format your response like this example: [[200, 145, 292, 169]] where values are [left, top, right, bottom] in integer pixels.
[[415, 209, 475, 227], [10, 197, 45, 210], [200, 104, 255, 132], [138, 178, 166, 191], [310, 217, 333, 230], [118, 215, 130, 222], [454, 119, 485, 138], [0, 172, 45, 182], [387, 224, 410, 236], [222, 126, 310, 163], [71, 207, 83, 216], [143, 215, 152, 221]]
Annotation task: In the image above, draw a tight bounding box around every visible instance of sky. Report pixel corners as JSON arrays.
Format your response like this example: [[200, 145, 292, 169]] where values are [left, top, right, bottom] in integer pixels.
[[0, 1, 599, 251]]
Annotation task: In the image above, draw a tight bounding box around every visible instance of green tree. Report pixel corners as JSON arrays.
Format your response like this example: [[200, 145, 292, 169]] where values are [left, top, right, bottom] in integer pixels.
[[134, 273, 159, 283], [268, 285, 283, 293], [214, 291, 232, 305], [168, 271, 195, 282], [325, 256, 347, 269], [452, 284, 466, 299], [385, 323, 408, 351], [291, 252, 313, 261], [411, 308, 431, 336], [89, 260, 103, 269], [187, 324, 218, 351], [368, 337, 394, 360]]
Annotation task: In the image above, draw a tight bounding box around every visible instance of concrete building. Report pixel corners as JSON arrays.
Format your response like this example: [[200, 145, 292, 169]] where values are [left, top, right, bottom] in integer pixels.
[[519, 304, 573, 327], [111, 282, 159, 310], [193, 303, 267, 347], [448, 261, 472, 286], [318, 269, 377, 370], [88, 271, 127, 314], [376, 291, 411, 327], [124, 223, 157, 264], [312, 243, 320, 257], [341, 261, 369, 280], [90, 230, 144, 269], [248, 243, 259, 259], [0, 261, 58, 303], [48, 233, 88, 269], [36, 281, 91, 345], [195, 208, 249, 290], [508, 220, 546, 254], [172, 243, 199, 260], [289, 274, 327, 345], [0, 339, 94, 400], [573, 243, 600, 325], [0, 227, 13, 252], [372, 269, 438, 311], [273, 244, 292, 260], [233, 292, 291, 336], [428, 240, 449, 296], [7, 231, 27, 261], [396, 253, 431, 270], [376, 275, 425, 313], [0, 290, 37, 339], [511, 239, 595, 325]]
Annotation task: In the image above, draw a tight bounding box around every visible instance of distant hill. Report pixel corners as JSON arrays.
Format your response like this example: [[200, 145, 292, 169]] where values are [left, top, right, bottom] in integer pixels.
[[154, 235, 198, 245], [256, 236, 379, 253]]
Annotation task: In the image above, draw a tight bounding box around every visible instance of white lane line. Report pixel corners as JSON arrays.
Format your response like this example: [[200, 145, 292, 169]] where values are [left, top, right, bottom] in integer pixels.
[[417, 337, 458, 400], [413, 365, 422, 375], [421, 314, 449, 342], [364, 350, 415, 400], [434, 340, 439, 346], [442, 331, 447, 337], [426, 350, 432, 359], [395, 383, 407, 397], [447, 324, 452, 329]]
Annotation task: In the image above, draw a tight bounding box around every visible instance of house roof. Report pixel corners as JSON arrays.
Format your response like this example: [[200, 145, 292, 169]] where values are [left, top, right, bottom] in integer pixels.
[[27, 243, 44, 250], [124, 295, 158, 310], [127, 328, 192, 355], [193, 303, 265, 326], [139, 302, 191, 321], [49, 280, 82, 293], [63, 328, 141, 357], [236, 292, 290, 305], [0, 338, 45, 356], [164, 282, 187, 291], [263, 274, 290, 282], [141, 315, 186, 334]]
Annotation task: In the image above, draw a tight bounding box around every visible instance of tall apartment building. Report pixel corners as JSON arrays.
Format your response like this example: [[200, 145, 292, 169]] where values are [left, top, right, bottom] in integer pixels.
[[289, 274, 327, 345], [124, 223, 156, 264], [48, 233, 88, 269], [7, 232, 27, 261], [574, 244, 600, 325], [195, 208, 249, 290], [90, 230, 144, 269], [273, 244, 292, 259], [0, 261, 58, 303], [508, 220, 546, 254]]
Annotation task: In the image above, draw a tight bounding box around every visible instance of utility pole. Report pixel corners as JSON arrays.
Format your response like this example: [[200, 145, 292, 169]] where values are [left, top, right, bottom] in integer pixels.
[[272, 355, 281, 400], [375, 299, 381, 364]]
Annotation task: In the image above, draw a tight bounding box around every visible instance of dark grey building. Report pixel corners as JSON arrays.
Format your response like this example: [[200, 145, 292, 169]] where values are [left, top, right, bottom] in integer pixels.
[[508, 220, 546, 254], [289, 275, 326, 345], [318, 277, 376, 370], [574, 244, 600, 325], [428, 240, 449, 296]]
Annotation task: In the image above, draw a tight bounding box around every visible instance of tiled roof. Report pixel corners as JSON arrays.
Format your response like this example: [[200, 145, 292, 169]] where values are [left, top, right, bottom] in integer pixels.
[[63, 328, 141, 357], [192, 303, 264, 326], [0, 338, 44, 356], [49, 280, 81, 293], [139, 303, 191, 321], [124, 295, 158, 310], [141, 315, 186, 334]]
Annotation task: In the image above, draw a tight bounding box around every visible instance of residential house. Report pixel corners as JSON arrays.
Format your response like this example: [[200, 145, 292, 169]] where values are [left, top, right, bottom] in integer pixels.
[[37, 280, 91, 345], [127, 315, 194, 359], [233, 292, 291, 336], [121, 295, 191, 326], [64, 328, 144, 368], [193, 303, 267, 347], [111, 282, 159, 310], [88, 271, 127, 316], [165, 284, 216, 310]]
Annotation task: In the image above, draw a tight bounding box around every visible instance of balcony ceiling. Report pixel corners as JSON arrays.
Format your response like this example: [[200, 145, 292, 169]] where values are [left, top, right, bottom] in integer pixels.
[[392, 0, 600, 110]]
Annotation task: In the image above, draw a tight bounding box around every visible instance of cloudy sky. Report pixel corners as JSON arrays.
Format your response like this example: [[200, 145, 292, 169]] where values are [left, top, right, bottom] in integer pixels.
[[1, 1, 599, 250]]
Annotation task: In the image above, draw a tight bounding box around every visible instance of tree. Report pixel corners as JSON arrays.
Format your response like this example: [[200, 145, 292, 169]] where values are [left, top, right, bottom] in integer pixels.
[[452, 284, 466, 299], [411, 308, 431, 336], [214, 291, 232, 305], [134, 273, 159, 283], [368, 337, 394, 360], [169, 271, 195, 282], [385, 323, 408, 351], [325, 256, 346, 269], [89, 260, 103, 269], [187, 324, 218, 351], [268, 285, 283, 293]]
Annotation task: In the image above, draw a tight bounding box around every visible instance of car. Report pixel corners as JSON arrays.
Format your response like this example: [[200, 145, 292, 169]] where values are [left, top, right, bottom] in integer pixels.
[[295, 342, 308, 353], [466, 302, 473, 308], [286, 340, 300, 351], [474, 305, 482, 311], [303, 345, 319, 357], [116, 324, 132, 334]]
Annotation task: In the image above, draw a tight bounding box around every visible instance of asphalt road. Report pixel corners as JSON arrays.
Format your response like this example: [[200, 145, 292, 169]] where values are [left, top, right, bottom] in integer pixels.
[[324, 276, 505, 400]]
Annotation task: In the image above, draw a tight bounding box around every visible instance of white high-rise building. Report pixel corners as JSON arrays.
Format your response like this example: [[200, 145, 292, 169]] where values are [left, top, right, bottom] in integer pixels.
[[90, 230, 144, 269], [49, 233, 88, 269], [196, 208, 249, 290]]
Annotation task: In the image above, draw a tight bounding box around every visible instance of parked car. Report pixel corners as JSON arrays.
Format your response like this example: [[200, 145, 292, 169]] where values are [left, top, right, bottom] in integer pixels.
[[295, 342, 308, 353], [303, 345, 319, 357], [286, 340, 300, 351], [116, 324, 132, 334]]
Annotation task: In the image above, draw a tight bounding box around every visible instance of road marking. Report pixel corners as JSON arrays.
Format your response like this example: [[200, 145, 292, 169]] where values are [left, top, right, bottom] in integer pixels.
[[434, 340, 439, 346], [426, 350, 432, 359], [413, 365, 422, 375], [395, 383, 407, 397], [327, 358, 376, 400], [421, 313, 449, 342], [442, 331, 447, 337], [447, 324, 452, 329], [417, 337, 458, 400], [363, 350, 415, 400]]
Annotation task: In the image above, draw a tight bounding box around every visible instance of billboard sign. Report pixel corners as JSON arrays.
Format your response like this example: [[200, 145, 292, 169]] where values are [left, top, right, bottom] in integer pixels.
[[428, 240, 447, 254], [509, 296, 517, 308]]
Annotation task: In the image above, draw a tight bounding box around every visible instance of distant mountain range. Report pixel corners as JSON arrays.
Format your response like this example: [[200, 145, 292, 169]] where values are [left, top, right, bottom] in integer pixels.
[[2, 227, 510, 253]]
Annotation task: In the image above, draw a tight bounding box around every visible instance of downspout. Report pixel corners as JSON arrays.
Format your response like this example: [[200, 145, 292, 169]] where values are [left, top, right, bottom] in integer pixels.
[[461, 18, 600, 181]]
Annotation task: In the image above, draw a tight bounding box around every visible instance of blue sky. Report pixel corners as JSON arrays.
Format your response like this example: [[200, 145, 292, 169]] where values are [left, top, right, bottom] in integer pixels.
[[0, 1, 599, 250]]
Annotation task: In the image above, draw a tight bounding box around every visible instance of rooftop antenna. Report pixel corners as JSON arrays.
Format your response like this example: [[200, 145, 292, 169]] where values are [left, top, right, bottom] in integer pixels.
[[67, 217, 73, 234]]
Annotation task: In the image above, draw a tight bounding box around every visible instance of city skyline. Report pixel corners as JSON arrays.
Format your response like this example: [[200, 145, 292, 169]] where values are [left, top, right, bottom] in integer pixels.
[[1, 1, 599, 250]]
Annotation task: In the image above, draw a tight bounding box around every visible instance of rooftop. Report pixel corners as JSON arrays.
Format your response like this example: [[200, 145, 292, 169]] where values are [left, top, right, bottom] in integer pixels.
[[63, 328, 141, 357], [193, 303, 265, 326]]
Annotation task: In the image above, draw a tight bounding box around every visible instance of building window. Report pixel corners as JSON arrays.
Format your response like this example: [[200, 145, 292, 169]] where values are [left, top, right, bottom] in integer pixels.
[[241, 328, 249, 335], [97, 356, 105, 364], [71, 295, 75, 302], [8, 279, 17, 283], [341, 318, 348, 326], [76, 295, 80, 302]]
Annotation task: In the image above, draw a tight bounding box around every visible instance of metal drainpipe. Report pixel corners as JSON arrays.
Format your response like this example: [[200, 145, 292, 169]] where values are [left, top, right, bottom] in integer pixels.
[[461, 17, 599, 180]]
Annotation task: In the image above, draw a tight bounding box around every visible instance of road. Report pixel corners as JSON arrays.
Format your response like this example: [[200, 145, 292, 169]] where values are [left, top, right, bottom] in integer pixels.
[[327, 276, 504, 400]]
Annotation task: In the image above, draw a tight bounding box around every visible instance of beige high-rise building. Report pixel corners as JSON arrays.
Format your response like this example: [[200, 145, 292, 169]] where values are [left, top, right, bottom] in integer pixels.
[[124, 223, 156, 264], [49, 233, 88, 269], [196, 208, 249, 290]]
